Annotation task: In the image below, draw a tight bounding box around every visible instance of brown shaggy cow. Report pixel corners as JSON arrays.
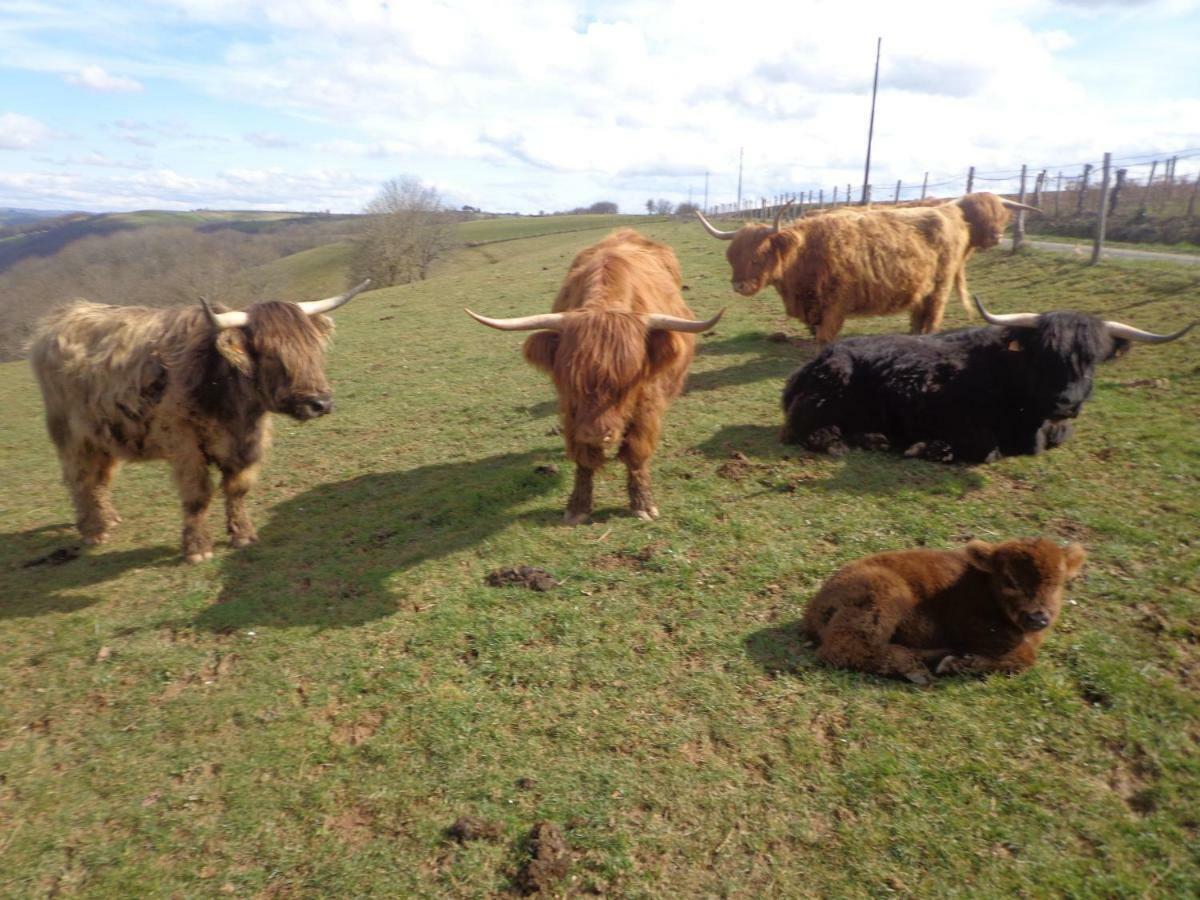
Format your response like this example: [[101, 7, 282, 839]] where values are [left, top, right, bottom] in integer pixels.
[[29, 281, 369, 562], [801, 538, 1087, 685], [466, 229, 722, 524], [696, 192, 1036, 343]]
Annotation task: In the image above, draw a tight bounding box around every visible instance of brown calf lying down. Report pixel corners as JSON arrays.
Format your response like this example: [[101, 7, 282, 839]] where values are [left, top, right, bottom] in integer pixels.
[[802, 538, 1086, 684]]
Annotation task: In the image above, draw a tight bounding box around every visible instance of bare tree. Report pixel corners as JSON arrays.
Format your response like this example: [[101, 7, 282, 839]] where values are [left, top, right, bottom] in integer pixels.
[[350, 177, 456, 287], [653, 199, 674, 215]]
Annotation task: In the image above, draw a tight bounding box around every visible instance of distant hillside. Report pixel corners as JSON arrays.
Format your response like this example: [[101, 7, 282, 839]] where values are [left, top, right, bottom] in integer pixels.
[[0, 207, 85, 228]]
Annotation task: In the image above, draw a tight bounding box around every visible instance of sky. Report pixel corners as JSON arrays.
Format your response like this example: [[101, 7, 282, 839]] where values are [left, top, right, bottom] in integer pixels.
[[1, 0, 1199, 214]]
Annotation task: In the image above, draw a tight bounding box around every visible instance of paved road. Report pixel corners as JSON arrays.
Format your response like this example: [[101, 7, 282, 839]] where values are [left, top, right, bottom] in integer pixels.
[[1016, 238, 1200, 266]]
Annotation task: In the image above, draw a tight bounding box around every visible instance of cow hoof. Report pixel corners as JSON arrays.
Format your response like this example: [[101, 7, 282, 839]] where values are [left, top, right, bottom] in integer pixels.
[[563, 510, 590, 525], [185, 550, 215, 564], [936, 654, 973, 675], [82, 532, 109, 546], [229, 534, 258, 549], [633, 506, 659, 521], [903, 442, 927, 459], [905, 670, 932, 686]]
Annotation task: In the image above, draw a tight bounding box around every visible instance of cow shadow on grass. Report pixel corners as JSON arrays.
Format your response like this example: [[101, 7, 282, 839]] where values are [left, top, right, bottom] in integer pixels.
[[193, 448, 563, 632], [696, 424, 985, 498], [0, 523, 178, 620], [685, 331, 817, 395]]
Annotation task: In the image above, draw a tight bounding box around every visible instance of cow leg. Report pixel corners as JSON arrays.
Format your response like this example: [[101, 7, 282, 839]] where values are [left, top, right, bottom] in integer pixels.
[[63, 447, 121, 544], [813, 311, 846, 345], [564, 465, 596, 525], [937, 643, 1037, 676], [910, 289, 948, 335], [170, 450, 215, 563], [619, 414, 661, 521], [814, 582, 932, 684], [220, 463, 260, 548]]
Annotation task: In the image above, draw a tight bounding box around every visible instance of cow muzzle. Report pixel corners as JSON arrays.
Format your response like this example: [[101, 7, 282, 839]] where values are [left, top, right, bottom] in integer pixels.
[[1019, 610, 1051, 631], [290, 394, 334, 420], [732, 281, 758, 296]]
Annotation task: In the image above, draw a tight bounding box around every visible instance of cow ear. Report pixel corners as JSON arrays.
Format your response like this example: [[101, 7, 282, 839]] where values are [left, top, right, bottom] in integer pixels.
[[964, 539, 995, 572], [215, 329, 254, 376], [523, 331, 559, 373], [1006, 339, 1022, 353], [1063, 543, 1087, 580], [646, 330, 684, 373], [310, 313, 335, 341], [1109, 337, 1131, 360], [769, 232, 791, 254]]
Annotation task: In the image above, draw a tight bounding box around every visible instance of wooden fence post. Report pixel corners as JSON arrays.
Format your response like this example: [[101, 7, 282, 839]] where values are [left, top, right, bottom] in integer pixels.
[[819, 188, 824, 208], [894, 180, 901, 204], [1187, 175, 1198, 219], [1055, 172, 1062, 216], [1076, 163, 1092, 215], [832, 185, 839, 205], [1013, 164, 1027, 252], [966, 166, 975, 193], [1032, 170, 1045, 208], [921, 172, 928, 199], [1091, 152, 1111, 265], [1110, 169, 1127, 213], [1139, 160, 1158, 214], [846, 184, 851, 206]]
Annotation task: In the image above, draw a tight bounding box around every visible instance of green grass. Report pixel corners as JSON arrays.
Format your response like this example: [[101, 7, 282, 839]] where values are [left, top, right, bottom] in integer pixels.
[[458, 213, 668, 244], [2, 222, 1198, 897], [246, 241, 356, 299]]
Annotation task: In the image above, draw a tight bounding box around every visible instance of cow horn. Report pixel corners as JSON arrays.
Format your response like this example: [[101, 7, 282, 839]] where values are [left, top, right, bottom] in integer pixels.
[[646, 308, 725, 333], [464, 308, 566, 332], [1001, 199, 1041, 213], [695, 210, 737, 240], [772, 200, 795, 233], [199, 296, 249, 330], [296, 279, 371, 316], [1103, 319, 1196, 344], [972, 294, 1040, 328]]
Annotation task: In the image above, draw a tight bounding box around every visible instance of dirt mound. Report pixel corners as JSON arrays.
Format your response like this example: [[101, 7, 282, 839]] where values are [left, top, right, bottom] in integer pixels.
[[514, 821, 570, 895], [484, 566, 559, 592]]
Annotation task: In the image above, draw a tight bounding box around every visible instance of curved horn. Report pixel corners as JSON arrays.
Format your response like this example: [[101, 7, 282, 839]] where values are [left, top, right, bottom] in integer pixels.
[[296, 279, 371, 316], [1001, 199, 1041, 213], [646, 308, 726, 333], [972, 294, 1040, 328], [1103, 319, 1196, 344], [772, 200, 795, 233], [695, 209, 737, 240], [464, 308, 566, 332], [199, 296, 249, 330]]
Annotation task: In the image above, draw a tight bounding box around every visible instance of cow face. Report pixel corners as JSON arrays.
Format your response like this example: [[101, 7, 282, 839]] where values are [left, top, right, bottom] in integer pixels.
[[726, 226, 789, 296], [218, 303, 336, 421], [524, 314, 683, 453], [1013, 314, 1127, 420], [959, 193, 1013, 250], [966, 539, 1086, 632]]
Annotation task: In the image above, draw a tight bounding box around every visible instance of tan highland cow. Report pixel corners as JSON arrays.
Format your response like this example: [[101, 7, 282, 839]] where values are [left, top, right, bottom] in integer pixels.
[[29, 281, 369, 562]]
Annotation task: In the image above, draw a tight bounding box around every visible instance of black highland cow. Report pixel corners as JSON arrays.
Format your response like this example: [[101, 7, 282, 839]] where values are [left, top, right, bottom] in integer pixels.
[[780, 296, 1193, 463]]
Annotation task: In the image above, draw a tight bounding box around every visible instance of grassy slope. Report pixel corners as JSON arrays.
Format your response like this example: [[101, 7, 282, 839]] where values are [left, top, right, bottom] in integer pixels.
[[1, 222, 1198, 897]]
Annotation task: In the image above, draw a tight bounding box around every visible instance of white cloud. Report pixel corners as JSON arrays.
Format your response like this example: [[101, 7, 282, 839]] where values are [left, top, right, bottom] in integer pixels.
[[66, 65, 143, 92], [0, 113, 57, 150]]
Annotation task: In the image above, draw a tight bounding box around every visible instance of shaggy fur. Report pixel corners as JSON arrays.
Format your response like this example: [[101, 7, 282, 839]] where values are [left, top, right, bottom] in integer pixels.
[[521, 229, 697, 523], [802, 538, 1087, 684], [30, 299, 337, 562], [780, 311, 1131, 463], [715, 192, 1018, 343]]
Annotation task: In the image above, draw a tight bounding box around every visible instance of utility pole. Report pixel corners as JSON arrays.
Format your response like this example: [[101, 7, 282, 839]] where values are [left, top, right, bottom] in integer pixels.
[[861, 37, 881, 206]]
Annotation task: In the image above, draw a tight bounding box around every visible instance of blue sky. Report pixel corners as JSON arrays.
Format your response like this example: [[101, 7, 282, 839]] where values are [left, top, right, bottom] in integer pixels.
[[2, 0, 1198, 214]]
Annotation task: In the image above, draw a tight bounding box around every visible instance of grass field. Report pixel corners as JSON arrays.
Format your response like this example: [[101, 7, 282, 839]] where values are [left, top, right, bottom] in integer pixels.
[[2, 220, 1198, 897]]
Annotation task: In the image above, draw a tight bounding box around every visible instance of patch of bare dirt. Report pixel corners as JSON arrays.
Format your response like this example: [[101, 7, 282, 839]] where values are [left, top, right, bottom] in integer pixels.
[[446, 816, 503, 843], [1107, 742, 1159, 817], [591, 542, 663, 571], [329, 709, 385, 747], [534, 463, 559, 476], [513, 822, 571, 895], [323, 805, 375, 847], [484, 566, 559, 592], [1113, 377, 1171, 390], [1047, 517, 1095, 543]]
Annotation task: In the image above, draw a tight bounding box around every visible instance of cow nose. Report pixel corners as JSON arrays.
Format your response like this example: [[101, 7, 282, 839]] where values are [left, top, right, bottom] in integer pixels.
[[602, 430, 619, 445], [306, 396, 334, 417], [1021, 611, 1050, 631]]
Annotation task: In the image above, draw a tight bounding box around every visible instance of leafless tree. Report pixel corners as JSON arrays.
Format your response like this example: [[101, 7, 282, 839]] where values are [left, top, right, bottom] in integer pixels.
[[349, 177, 456, 287]]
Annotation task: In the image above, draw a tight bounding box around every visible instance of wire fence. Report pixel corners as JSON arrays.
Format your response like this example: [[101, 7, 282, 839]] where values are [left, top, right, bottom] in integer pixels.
[[702, 147, 1200, 245]]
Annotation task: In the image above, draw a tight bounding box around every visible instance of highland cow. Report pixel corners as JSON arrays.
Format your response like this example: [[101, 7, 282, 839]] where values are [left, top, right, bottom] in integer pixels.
[[29, 281, 369, 562], [696, 192, 1037, 343], [802, 538, 1088, 684], [466, 229, 722, 523], [780, 295, 1195, 463]]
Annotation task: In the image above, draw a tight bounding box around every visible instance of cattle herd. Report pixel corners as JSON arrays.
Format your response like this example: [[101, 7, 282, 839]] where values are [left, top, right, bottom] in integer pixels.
[[29, 193, 1195, 683]]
